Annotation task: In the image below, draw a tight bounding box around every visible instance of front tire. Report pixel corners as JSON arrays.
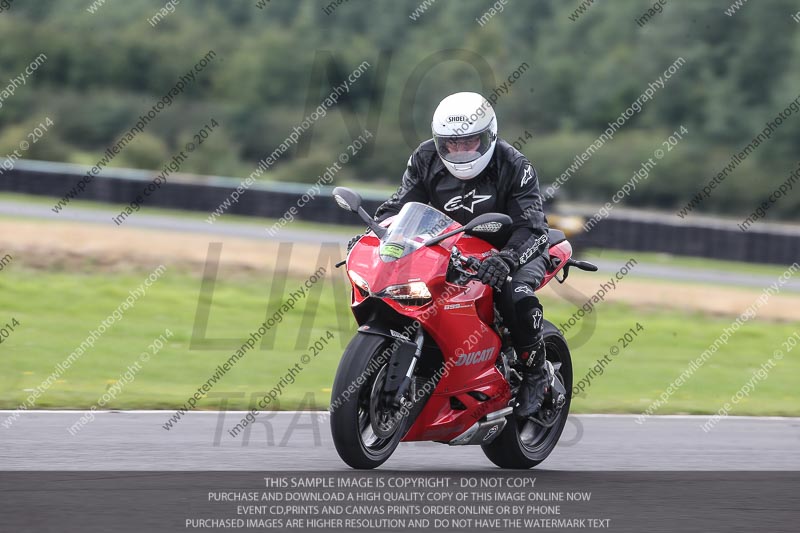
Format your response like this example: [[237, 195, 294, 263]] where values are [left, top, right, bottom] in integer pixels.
[[481, 321, 573, 469], [330, 333, 408, 469]]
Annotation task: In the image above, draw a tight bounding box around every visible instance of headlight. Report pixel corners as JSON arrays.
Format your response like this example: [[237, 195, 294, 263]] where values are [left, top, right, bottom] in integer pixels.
[[376, 282, 432, 306], [348, 270, 370, 296]]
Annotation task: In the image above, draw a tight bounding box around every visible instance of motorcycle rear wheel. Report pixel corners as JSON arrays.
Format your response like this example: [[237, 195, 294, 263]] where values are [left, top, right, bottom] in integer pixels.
[[330, 333, 408, 469], [481, 321, 573, 469]]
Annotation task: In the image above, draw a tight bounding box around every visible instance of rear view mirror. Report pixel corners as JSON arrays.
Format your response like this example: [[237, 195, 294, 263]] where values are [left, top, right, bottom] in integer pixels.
[[332, 187, 362, 212], [466, 213, 513, 231], [425, 212, 512, 247], [471, 222, 503, 232], [331, 187, 386, 238]]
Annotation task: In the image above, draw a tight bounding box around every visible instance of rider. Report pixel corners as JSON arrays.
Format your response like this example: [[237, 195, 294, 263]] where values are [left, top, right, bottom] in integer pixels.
[[353, 91, 551, 418]]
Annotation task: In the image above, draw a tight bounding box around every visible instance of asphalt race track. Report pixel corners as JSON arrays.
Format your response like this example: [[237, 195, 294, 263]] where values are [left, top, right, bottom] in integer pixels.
[[2, 412, 798, 470]]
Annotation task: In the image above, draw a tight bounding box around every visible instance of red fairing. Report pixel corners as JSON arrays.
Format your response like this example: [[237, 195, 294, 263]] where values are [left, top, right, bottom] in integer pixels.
[[537, 240, 572, 290], [343, 219, 572, 443]]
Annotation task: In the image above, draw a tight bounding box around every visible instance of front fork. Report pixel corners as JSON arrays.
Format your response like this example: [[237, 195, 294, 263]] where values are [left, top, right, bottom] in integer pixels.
[[390, 327, 425, 407]]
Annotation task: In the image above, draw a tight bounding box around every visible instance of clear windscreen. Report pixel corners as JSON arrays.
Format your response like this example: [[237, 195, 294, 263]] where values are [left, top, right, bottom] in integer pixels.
[[379, 202, 455, 261]]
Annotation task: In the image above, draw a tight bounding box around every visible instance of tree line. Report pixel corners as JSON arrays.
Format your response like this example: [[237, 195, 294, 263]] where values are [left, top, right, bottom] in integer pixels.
[[0, 0, 797, 219]]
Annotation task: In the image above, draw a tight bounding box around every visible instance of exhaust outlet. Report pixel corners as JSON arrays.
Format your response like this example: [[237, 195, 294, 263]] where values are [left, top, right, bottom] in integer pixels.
[[448, 407, 512, 446]]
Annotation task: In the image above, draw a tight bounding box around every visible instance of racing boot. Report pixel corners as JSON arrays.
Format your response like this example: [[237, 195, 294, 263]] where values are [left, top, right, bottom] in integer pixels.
[[513, 340, 549, 418]]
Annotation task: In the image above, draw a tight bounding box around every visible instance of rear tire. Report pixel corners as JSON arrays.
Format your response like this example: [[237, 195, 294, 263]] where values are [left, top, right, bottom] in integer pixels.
[[481, 321, 572, 469], [330, 333, 408, 469]]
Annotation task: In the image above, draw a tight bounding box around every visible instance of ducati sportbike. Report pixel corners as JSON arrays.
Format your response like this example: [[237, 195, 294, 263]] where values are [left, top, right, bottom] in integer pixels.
[[329, 187, 597, 469]]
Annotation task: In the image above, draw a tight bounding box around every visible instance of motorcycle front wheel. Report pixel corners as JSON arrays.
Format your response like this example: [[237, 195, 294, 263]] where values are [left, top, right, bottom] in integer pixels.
[[330, 332, 409, 469]]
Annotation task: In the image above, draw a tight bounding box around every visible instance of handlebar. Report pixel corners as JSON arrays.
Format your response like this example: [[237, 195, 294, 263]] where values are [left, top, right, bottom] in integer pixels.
[[569, 259, 598, 272], [554, 257, 599, 283], [451, 249, 512, 286], [461, 255, 483, 272], [453, 249, 597, 288]]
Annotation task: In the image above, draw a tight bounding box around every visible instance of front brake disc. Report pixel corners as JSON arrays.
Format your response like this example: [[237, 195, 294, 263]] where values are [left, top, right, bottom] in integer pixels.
[[369, 366, 403, 438]]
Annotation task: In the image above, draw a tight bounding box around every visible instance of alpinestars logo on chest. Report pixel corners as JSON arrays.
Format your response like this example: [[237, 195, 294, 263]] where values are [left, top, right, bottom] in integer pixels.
[[444, 189, 492, 213]]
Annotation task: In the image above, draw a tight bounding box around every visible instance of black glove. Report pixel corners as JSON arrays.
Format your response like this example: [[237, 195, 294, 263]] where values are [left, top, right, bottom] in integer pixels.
[[346, 233, 363, 253], [476, 250, 519, 290]]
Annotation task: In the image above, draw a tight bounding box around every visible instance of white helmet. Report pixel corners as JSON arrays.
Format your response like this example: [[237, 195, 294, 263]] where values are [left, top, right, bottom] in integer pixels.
[[431, 92, 497, 180]]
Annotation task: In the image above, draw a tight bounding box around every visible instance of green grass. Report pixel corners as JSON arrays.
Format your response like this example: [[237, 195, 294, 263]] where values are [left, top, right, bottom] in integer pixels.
[[0, 266, 351, 411], [0, 266, 797, 415], [564, 303, 798, 415]]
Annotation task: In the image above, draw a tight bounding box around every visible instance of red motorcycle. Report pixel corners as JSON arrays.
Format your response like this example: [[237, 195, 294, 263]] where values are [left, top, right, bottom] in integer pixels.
[[329, 187, 597, 469]]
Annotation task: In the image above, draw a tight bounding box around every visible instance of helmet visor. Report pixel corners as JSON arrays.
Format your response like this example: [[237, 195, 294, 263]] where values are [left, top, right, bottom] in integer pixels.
[[433, 126, 495, 164]]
